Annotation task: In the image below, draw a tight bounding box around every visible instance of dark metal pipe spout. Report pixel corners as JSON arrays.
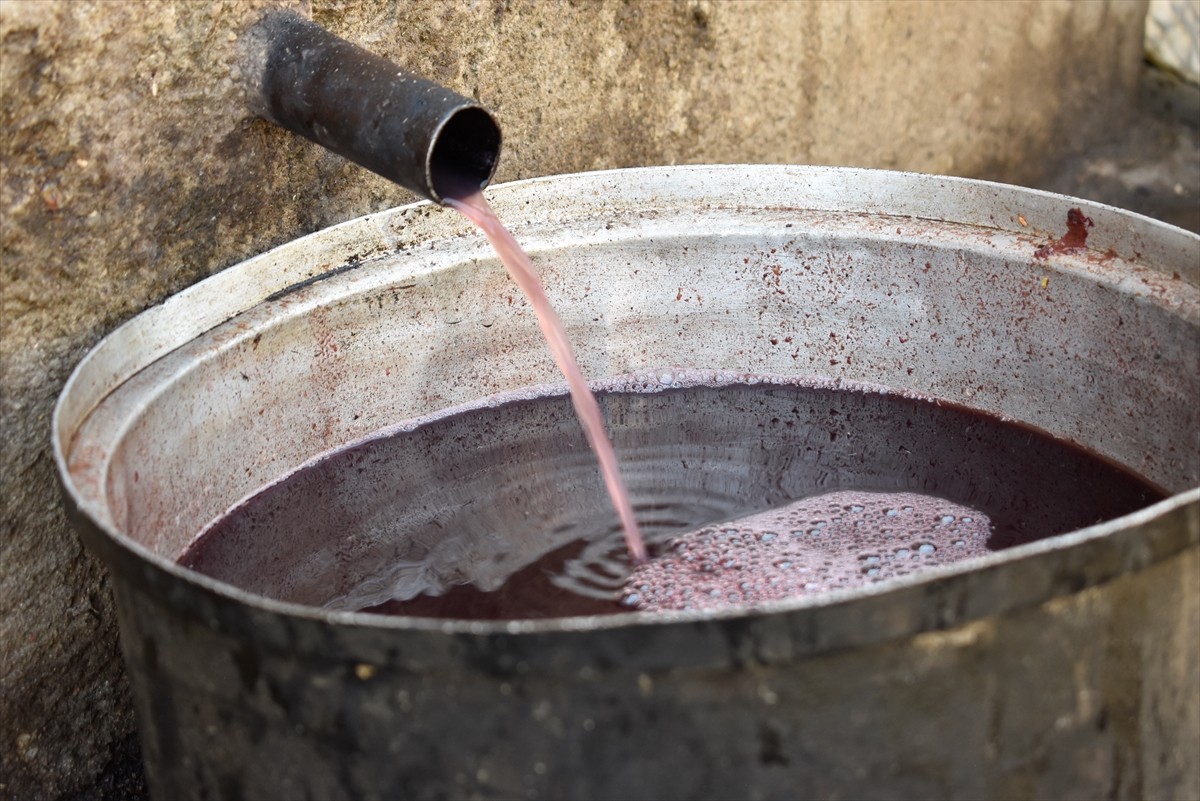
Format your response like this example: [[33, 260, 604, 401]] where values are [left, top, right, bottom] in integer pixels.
[[241, 10, 501, 204]]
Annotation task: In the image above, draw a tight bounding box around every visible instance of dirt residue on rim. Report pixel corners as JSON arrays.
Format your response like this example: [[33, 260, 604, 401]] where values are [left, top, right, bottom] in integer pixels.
[[1034, 207, 1094, 259]]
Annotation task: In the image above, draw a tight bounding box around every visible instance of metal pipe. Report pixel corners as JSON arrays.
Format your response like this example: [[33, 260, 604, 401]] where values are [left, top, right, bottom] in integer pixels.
[[241, 10, 501, 204]]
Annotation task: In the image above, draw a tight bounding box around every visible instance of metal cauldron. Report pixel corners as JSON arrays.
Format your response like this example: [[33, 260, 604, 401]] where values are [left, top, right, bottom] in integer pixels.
[[54, 166, 1200, 800]]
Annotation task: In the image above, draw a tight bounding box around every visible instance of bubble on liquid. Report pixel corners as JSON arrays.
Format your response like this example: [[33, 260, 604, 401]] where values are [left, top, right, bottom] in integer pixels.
[[623, 490, 993, 613]]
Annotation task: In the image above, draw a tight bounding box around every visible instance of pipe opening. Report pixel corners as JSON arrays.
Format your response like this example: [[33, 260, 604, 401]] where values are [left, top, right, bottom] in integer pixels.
[[430, 106, 502, 203]]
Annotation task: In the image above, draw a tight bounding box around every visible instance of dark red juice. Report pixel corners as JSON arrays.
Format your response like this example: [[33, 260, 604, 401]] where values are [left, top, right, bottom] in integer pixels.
[[179, 372, 1166, 619]]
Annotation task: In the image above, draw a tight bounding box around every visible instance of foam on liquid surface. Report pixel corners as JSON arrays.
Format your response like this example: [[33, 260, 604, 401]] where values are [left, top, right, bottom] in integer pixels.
[[623, 490, 992, 613]]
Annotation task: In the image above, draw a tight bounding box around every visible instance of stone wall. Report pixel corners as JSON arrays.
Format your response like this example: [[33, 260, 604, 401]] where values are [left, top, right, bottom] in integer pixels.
[[0, 0, 1149, 796]]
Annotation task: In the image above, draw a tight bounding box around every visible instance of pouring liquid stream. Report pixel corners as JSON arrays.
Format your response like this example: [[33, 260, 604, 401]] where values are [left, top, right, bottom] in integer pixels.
[[443, 185, 648, 564]]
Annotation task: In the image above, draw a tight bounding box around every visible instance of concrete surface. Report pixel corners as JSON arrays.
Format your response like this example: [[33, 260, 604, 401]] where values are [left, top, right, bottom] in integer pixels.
[[0, 0, 1186, 798], [1042, 63, 1200, 235]]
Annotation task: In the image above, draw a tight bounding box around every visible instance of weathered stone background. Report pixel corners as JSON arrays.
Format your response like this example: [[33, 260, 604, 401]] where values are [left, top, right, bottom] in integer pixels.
[[0, 0, 1173, 797]]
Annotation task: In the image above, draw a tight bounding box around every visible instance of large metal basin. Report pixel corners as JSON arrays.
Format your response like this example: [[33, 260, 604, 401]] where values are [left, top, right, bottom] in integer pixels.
[[53, 166, 1200, 800]]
